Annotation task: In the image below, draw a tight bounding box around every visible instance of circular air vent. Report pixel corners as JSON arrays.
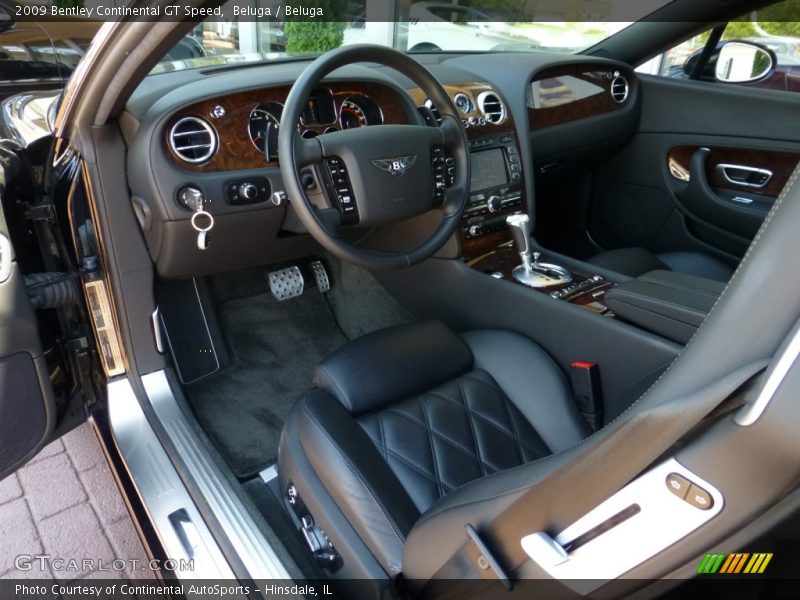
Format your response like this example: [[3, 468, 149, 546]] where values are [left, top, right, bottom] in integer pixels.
[[477, 91, 506, 124], [169, 116, 218, 164], [610, 75, 630, 104], [423, 99, 443, 125]]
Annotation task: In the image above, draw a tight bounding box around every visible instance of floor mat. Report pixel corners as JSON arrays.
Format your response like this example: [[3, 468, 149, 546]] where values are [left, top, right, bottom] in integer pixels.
[[186, 290, 347, 479]]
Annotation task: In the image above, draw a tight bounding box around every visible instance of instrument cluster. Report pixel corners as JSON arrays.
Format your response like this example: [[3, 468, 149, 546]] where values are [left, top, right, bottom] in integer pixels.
[[247, 89, 384, 161]]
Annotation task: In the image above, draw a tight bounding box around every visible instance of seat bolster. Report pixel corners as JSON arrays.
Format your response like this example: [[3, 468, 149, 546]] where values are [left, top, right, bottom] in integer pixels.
[[292, 389, 420, 575], [462, 330, 589, 452], [315, 321, 473, 415]]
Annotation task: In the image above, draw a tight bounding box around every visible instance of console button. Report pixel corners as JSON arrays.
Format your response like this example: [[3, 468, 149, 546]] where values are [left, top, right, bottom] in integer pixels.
[[686, 484, 714, 510], [666, 473, 691, 500], [487, 196, 502, 213], [225, 177, 271, 205]]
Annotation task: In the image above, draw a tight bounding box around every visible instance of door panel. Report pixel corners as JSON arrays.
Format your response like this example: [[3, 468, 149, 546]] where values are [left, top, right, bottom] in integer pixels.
[[0, 162, 57, 479], [590, 75, 800, 262]]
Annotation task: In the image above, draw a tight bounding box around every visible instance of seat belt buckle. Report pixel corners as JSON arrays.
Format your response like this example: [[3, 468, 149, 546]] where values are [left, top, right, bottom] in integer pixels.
[[570, 361, 603, 431]]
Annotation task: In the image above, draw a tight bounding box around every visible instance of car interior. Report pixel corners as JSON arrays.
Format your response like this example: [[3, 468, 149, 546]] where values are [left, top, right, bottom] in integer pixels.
[[4, 0, 800, 597]]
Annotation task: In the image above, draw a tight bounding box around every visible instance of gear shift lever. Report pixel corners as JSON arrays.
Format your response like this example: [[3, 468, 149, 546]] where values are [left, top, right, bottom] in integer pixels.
[[505, 213, 572, 288], [506, 213, 534, 272]]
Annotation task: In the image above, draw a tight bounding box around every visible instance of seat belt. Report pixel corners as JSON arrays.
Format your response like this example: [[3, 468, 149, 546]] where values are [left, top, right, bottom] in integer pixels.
[[426, 358, 768, 590]]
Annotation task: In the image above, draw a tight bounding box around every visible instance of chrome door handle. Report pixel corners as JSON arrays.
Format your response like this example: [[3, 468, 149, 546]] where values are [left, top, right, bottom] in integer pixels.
[[716, 164, 772, 189]]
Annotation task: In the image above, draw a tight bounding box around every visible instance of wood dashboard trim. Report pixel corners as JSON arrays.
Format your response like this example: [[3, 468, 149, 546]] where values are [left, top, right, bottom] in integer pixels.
[[528, 64, 629, 130], [164, 81, 411, 172]]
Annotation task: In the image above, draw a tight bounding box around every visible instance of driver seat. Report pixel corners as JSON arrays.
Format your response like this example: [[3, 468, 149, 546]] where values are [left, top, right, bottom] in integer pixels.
[[278, 320, 589, 578]]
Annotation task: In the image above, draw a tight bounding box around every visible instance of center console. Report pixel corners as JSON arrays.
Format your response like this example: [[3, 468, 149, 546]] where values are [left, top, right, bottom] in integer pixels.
[[459, 134, 525, 257], [460, 133, 614, 315]]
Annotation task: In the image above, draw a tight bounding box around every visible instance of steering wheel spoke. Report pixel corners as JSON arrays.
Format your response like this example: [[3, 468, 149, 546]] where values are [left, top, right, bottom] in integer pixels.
[[316, 207, 343, 236], [294, 136, 323, 167], [439, 115, 465, 151]]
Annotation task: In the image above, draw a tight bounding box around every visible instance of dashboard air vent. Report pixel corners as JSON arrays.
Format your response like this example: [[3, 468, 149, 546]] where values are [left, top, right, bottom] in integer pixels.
[[423, 99, 443, 125], [477, 92, 506, 124], [169, 116, 218, 164], [610, 75, 630, 104]]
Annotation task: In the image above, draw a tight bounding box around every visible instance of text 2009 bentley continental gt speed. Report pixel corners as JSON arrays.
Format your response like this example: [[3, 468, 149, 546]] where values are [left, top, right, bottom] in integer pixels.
[[2, 0, 800, 597]]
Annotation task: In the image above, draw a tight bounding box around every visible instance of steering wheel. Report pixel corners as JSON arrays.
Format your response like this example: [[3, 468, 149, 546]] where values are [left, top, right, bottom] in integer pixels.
[[278, 44, 470, 270]]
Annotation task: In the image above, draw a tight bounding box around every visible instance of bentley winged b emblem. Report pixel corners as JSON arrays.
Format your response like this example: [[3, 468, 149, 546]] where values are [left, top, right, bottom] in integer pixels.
[[371, 155, 417, 176]]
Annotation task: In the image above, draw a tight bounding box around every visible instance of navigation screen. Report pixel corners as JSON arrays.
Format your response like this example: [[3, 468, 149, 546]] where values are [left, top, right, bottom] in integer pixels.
[[470, 149, 508, 191]]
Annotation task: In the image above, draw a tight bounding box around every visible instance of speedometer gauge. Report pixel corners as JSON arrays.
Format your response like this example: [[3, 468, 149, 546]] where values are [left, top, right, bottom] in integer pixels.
[[339, 98, 368, 129], [249, 102, 283, 161]]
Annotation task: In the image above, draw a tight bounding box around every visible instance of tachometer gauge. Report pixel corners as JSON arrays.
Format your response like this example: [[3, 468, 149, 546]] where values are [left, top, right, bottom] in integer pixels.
[[249, 102, 283, 161], [339, 98, 368, 129]]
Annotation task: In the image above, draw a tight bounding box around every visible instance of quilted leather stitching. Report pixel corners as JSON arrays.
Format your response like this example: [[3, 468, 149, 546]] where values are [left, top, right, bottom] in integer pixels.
[[457, 379, 487, 478], [429, 374, 547, 459], [358, 369, 550, 513], [383, 407, 493, 464]]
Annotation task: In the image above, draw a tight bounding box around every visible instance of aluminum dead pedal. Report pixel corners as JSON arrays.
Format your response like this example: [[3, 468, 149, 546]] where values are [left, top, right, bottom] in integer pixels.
[[268, 266, 304, 301], [310, 260, 331, 293]]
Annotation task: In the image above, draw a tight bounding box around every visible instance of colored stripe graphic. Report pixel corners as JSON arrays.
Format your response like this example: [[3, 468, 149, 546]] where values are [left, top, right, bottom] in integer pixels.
[[697, 553, 726, 574], [698, 552, 773, 574]]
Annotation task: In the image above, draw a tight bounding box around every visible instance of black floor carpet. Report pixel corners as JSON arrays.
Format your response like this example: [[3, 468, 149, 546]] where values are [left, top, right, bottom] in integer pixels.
[[186, 290, 347, 479]]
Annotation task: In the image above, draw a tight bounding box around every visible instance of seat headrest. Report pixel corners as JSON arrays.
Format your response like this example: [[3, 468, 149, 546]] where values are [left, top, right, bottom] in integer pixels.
[[314, 321, 473, 415]]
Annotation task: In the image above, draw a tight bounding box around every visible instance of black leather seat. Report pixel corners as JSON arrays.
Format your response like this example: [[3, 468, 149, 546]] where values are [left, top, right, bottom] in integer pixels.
[[588, 247, 734, 282], [278, 321, 588, 577]]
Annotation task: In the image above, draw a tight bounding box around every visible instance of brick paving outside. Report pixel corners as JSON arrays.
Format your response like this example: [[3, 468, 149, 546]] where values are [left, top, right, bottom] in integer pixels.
[[0, 422, 152, 581]]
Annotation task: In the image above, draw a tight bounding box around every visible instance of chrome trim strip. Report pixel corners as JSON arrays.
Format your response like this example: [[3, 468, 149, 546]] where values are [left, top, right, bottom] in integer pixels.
[[151, 308, 166, 354], [107, 377, 235, 579], [736, 321, 800, 426], [141, 370, 292, 579]]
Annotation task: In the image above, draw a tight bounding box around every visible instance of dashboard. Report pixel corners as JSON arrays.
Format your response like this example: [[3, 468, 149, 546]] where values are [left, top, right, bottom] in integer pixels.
[[123, 55, 638, 278], [165, 82, 411, 172]]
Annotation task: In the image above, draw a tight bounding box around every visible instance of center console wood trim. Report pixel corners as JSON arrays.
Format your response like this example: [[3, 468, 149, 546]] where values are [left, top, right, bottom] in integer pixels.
[[467, 244, 615, 315]]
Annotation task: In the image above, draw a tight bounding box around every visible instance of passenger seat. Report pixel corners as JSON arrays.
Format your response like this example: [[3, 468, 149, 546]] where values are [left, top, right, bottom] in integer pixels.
[[588, 247, 734, 282]]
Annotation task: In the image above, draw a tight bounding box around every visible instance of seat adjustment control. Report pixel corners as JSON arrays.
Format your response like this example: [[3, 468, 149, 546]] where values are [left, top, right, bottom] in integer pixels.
[[666, 472, 714, 510]]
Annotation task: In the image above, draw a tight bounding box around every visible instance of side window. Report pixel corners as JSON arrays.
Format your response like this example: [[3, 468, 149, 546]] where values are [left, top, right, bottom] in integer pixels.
[[637, 0, 800, 93]]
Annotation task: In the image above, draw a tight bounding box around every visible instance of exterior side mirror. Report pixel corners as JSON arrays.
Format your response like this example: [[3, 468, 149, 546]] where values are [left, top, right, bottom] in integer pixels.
[[715, 41, 775, 83]]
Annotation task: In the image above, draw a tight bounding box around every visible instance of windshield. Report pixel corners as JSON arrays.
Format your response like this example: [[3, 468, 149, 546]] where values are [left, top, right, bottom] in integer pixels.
[[152, 0, 676, 73]]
